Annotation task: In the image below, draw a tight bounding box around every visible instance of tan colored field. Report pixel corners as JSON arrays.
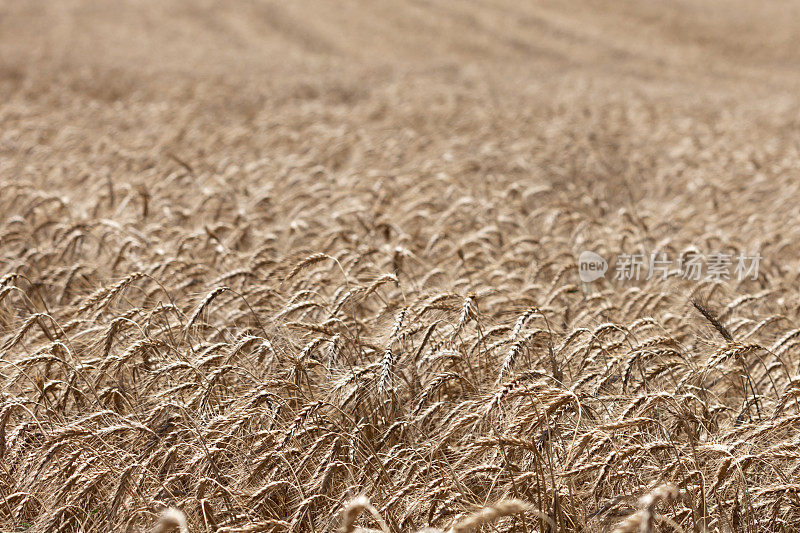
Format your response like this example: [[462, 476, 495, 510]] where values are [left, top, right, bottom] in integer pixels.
[[3, 1, 800, 531]]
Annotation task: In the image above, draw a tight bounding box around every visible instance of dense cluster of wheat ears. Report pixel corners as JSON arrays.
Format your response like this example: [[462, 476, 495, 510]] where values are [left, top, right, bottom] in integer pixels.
[[4, 0, 800, 532]]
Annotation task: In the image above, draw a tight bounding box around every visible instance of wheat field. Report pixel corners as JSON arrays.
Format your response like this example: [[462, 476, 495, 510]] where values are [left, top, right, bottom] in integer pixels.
[[3, 1, 800, 532]]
